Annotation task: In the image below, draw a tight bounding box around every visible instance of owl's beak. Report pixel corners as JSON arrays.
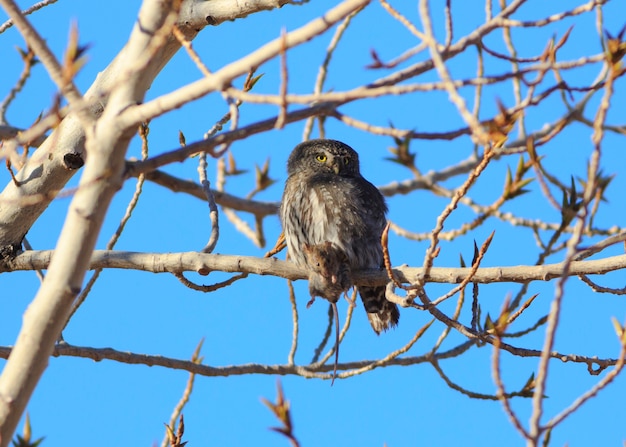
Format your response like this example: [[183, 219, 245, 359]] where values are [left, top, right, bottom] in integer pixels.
[[331, 159, 342, 174]]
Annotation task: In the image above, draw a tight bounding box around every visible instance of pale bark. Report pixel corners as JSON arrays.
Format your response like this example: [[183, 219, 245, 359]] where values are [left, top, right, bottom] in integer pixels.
[[4, 250, 626, 286], [0, 0, 190, 440], [0, 0, 296, 253], [0, 1, 368, 443]]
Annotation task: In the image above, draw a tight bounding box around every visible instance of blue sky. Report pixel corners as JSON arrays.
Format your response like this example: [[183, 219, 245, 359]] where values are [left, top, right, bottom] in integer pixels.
[[1, 0, 626, 445]]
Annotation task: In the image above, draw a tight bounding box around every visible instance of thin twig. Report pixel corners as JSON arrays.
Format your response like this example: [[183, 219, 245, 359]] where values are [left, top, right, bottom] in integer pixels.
[[287, 280, 299, 365], [160, 340, 204, 447], [275, 28, 288, 130], [199, 153, 220, 253], [0, 0, 58, 35], [303, 3, 365, 140]]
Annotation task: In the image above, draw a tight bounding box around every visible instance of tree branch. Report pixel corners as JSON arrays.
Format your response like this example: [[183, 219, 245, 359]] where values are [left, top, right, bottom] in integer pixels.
[[0, 338, 618, 379], [0, 1, 182, 443], [0, 0, 300, 251], [4, 250, 626, 285]]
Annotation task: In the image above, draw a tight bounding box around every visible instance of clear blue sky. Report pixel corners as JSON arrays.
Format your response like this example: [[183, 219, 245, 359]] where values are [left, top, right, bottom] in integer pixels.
[[1, 1, 625, 445]]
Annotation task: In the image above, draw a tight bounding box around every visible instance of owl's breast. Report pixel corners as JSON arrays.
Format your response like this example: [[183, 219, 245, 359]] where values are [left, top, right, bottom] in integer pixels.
[[281, 173, 384, 269], [307, 178, 376, 263], [305, 183, 343, 244]]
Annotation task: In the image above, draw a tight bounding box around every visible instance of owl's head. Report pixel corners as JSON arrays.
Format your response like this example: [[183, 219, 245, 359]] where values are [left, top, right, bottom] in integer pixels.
[[287, 139, 361, 177]]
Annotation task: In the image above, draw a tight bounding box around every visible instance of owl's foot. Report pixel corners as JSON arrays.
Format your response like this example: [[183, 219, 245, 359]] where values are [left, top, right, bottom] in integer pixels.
[[264, 232, 286, 258]]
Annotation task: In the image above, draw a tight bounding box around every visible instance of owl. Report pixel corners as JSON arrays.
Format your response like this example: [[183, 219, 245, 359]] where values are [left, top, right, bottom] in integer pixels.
[[280, 139, 399, 334]]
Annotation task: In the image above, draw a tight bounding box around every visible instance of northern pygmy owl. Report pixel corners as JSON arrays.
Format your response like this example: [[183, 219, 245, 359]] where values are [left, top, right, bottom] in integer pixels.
[[280, 139, 399, 334]]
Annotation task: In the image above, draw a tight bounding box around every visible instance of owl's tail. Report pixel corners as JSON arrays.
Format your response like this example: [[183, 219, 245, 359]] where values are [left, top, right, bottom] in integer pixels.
[[358, 285, 400, 334]]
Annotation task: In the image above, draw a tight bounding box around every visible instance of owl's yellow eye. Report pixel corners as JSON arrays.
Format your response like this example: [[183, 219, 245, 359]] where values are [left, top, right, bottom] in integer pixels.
[[343, 157, 350, 165], [316, 154, 327, 162]]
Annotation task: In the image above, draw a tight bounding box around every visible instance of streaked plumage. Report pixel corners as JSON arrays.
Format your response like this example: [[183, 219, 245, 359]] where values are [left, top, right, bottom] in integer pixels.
[[280, 139, 399, 334]]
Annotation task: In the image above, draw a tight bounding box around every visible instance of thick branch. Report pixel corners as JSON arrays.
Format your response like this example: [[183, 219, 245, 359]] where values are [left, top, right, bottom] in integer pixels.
[[0, 1, 178, 443], [4, 250, 626, 285], [0, 0, 298, 251]]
